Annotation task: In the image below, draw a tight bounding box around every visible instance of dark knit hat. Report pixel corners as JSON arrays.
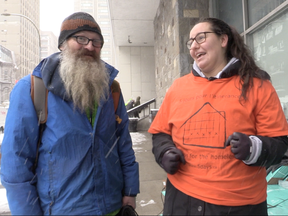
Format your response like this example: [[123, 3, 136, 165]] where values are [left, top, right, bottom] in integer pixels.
[[58, 12, 104, 49]]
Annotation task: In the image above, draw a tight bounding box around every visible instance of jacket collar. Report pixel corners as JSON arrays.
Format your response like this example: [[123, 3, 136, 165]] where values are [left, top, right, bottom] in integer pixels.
[[191, 57, 241, 80]]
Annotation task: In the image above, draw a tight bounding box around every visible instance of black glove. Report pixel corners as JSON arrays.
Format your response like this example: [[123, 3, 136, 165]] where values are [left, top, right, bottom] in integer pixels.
[[225, 132, 252, 160], [161, 148, 186, 174]]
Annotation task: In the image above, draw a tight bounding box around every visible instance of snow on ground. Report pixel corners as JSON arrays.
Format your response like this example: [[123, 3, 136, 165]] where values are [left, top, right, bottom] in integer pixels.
[[0, 187, 9, 214], [130, 132, 147, 144], [0, 133, 9, 214], [130, 132, 148, 154]]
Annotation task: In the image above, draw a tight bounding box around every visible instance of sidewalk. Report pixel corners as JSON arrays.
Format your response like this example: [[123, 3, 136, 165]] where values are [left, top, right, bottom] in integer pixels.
[[0, 130, 166, 215], [131, 131, 167, 216]]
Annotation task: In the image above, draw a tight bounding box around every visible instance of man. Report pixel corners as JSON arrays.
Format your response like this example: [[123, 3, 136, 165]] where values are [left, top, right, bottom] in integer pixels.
[[125, 99, 135, 117], [133, 96, 141, 118], [126, 99, 135, 110], [1, 12, 139, 215]]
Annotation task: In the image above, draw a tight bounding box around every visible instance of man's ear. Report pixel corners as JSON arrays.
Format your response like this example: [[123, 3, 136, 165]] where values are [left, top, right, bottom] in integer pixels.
[[59, 41, 67, 51]]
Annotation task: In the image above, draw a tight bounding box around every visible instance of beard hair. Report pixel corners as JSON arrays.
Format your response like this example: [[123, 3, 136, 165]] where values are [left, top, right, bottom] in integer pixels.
[[59, 42, 109, 112]]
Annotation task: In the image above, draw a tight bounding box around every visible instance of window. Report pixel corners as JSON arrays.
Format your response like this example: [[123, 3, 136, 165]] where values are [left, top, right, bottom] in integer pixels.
[[247, 11, 288, 99], [214, 0, 243, 33], [82, 9, 93, 13], [247, 0, 286, 27], [99, 3, 108, 7], [4, 70, 9, 81], [2, 87, 10, 102], [99, 15, 109, 19], [81, 3, 92, 7]]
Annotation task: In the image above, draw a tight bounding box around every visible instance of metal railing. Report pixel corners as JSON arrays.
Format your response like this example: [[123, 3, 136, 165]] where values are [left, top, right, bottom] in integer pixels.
[[127, 98, 156, 121]]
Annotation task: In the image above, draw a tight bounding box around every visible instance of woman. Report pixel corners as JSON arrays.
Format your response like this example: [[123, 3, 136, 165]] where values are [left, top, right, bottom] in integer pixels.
[[148, 17, 288, 215]]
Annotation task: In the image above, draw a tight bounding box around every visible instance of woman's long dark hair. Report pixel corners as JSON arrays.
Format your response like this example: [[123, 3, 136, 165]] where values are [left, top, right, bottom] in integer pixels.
[[198, 17, 270, 101]]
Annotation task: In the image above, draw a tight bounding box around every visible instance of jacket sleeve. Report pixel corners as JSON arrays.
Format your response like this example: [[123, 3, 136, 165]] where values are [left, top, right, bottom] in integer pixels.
[[152, 133, 176, 167], [254, 135, 288, 168], [116, 93, 139, 196], [0, 75, 43, 215]]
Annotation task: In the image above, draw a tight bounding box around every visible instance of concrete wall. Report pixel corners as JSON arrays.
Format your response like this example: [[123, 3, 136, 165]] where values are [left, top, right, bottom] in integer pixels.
[[114, 0, 211, 114], [116, 46, 156, 104], [153, 0, 209, 107]]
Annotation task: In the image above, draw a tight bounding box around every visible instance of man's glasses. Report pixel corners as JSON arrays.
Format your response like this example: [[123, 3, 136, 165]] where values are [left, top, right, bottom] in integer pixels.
[[71, 36, 103, 48], [186, 32, 215, 49]]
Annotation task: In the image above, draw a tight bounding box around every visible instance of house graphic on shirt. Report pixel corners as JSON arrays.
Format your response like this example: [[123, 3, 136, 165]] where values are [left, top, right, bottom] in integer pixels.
[[181, 102, 226, 149]]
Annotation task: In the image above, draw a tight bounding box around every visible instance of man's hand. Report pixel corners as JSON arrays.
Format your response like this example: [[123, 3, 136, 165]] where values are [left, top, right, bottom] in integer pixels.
[[161, 148, 186, 174], [225, 132, 252, 160], [122, 196, 136, 209]]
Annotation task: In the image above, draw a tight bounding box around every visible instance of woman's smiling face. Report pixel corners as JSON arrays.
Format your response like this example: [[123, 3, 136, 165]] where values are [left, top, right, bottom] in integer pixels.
[[189, 22, 229, 78]]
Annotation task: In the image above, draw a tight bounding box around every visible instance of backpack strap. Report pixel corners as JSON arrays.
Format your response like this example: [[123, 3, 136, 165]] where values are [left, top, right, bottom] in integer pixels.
[[111, 80, 122, 124], [30, 76, 122, 172], [30, 75, 48, 124], [30, 75, 48, 173], [31, 77, 121, 123]]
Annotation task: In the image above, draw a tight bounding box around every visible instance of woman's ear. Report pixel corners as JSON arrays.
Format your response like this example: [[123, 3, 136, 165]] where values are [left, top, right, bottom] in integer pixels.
[[221, 34, 229, 48]]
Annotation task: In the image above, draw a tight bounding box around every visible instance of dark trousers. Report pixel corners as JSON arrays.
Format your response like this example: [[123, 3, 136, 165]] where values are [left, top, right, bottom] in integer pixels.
[[163, 178, 268, 216]]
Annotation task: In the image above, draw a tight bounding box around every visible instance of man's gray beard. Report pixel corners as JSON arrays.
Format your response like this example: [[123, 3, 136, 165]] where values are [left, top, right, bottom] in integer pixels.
[[59, 45, 109, 112]]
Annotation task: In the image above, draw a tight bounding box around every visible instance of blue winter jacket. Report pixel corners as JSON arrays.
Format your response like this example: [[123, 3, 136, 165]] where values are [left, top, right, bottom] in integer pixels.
[[0, 52, 139, 215]]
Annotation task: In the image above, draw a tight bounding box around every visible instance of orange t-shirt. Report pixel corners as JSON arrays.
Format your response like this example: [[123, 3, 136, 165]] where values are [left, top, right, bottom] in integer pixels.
[[148, 73, 288, 206]]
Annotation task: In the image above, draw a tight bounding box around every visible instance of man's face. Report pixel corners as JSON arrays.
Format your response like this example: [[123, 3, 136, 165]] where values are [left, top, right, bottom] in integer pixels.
[[62, 30, 102, 60], [59, 31, 109, 112]]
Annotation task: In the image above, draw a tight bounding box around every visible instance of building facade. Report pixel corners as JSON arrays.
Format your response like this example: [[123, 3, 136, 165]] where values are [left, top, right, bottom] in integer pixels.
[[0, 0, 40, 80], [153, 0, 288, 121], [74, 0, 115, 66], [0, 45, 16, 103], [107, 0, 158, 104], [153, 0, 209, 107], [116, 46, 156, 104], [40, 30, 58, 59], [0, 45, 15, 128]]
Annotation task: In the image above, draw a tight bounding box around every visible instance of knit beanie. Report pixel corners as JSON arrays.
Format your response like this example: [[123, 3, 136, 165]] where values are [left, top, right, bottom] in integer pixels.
[[58, 12, 104, 49]]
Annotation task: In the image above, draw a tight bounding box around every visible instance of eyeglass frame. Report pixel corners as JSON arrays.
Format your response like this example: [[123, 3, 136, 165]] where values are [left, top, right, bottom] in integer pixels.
[[186, 32, 216, 49], [71, 35, 103, 48]]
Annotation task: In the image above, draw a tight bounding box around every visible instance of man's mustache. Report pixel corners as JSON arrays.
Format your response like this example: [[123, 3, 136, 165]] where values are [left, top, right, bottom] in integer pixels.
[[77, 49, 98, 60]]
